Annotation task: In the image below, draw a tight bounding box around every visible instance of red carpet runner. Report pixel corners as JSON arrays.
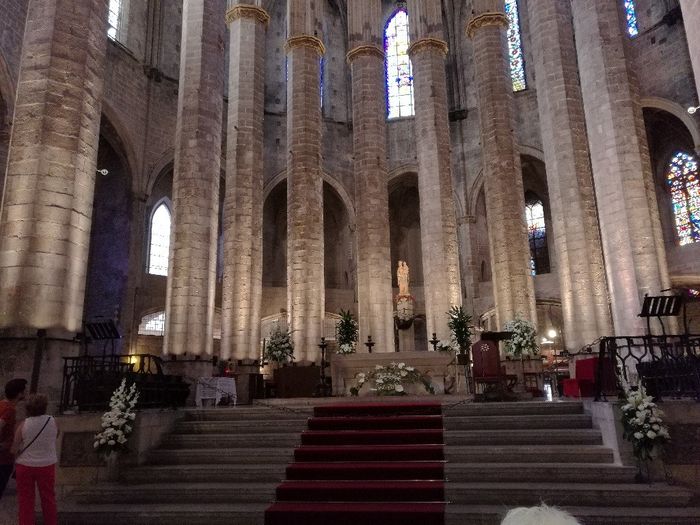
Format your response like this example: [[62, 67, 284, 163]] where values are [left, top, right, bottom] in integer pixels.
[[265, 402, 446, 525]]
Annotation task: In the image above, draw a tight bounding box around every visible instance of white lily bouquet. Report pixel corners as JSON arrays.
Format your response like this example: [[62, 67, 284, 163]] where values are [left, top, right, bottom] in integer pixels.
[[503, 316, 539, 358], [350, 362, 435, 396], [620, 382, 670, 462], [94, 379, 139, 457]]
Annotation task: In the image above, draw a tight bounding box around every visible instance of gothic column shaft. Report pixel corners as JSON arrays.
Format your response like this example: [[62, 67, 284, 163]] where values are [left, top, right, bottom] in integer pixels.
[[466, 1, 536, 327], [572, 0, 671, 335], [527, 0, 612, 349], [347, 0, 394, 353], [221, 2, 268, 361], [0, 0, 108, 331], [680, 1, 700, 99], [165, 0, 225, 355], [406, 0, 463, 343], [286, 0, 324, 362]]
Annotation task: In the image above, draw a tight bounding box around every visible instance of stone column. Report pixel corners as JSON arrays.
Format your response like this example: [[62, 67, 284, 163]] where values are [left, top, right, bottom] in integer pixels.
[[221, 2, 269, 361], [347, 0, 394, 353], [680, 1, 700, 99], [286, 0, 324, 363], [406, 0, 463, 343], [0, 0, 108, 331], [527, 0, 612, 350], [572, 0, 671, 335], [466, 1, 536, 328], [164, 0, 225, 356]]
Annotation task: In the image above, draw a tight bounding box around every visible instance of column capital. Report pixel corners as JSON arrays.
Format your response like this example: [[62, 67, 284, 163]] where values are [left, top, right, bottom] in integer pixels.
[[346, 44, 384, 64], [285, 35, 326, 56], [225, 4, 270, 26], [407, 38, 448, 58], [465, 12, 508, 39]]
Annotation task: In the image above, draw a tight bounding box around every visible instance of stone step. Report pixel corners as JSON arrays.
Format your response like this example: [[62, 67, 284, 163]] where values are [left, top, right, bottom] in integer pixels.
[[445, 429, 602, 446], [184, 407, 312, 421], [59, 503, 266, 525], [160, 432, 300, 449], [446, 482, 693, 508], [124, 464, 286, 484], [174, 419, 308, 434], [445, 463, 636, 484], [71, 483, 277, 505], [444, 401, 583, 417], [444, 413, 592, 430], [446, 504, 700, 525], [148, 447, 293, 465], [445, 445, 614, 464]]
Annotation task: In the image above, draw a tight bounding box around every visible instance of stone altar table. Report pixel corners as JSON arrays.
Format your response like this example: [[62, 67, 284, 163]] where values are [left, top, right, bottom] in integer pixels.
[[330, 352, 456, 396]]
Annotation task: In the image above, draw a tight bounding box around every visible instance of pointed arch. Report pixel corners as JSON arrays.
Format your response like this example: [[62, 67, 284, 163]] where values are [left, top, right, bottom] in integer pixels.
[[148, 198, 172, 276], [666, 151, 700, 246], [385, 8, 414, 119]]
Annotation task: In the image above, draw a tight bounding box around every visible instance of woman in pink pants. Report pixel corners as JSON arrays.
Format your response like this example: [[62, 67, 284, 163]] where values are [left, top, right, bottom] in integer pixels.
[[12, 394, 58, 525]]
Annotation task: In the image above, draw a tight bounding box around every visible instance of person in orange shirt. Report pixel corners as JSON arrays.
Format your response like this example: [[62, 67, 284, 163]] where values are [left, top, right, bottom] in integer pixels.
[[0, 378, 27, 499]]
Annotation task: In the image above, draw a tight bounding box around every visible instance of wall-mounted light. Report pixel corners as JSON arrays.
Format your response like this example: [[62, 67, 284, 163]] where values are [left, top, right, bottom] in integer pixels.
[[688, 105, 700, 115], [96, 168, 109, 176], [547, 328, 557, 339]]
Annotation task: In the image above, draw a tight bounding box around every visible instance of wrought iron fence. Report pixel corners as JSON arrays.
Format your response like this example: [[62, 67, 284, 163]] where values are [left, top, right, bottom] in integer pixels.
[[59, 353, 190, 413], [594, 335, 700, 401]]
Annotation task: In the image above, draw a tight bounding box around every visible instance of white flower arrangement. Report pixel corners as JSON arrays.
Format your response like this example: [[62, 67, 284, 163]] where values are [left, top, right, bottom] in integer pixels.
[[337, 343, 356, 355], [264, 324, 294, 365], [620, 382, 670, 462], [503, 316, 539, 358], [94, 379, 139, 457], [350, 362, 435, 396]]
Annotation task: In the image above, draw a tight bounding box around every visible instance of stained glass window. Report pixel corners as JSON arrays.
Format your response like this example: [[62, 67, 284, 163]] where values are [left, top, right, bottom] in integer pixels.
[[624, 0, 639, 37], [666, 151, 700, 246], [148, 202, 171, 276], [320, 57, 325, 109], [108, 0, 122, 40], [525, 196, 550, 275], [385, 9, 415, 119], [505, 0, 526, 92], [138, 311, 165, 336]]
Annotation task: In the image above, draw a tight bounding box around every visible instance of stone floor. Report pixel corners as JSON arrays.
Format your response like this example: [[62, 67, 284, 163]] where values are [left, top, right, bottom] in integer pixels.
[[0, 476, 18, 523]]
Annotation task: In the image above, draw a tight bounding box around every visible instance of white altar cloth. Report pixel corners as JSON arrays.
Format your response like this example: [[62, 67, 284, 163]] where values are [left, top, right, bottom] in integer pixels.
[[195, 377, 237, 407]]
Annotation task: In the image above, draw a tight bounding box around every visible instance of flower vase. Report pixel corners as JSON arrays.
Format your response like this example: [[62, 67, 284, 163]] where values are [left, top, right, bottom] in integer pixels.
[[104, 452, 120, 482]]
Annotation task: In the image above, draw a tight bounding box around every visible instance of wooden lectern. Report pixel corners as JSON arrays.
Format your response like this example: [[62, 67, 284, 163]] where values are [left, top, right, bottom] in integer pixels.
[[471, 332, 516, 401]]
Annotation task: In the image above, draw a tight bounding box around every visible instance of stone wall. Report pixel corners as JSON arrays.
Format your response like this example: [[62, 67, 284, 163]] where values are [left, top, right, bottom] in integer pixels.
[[0, 0, 698, 365]]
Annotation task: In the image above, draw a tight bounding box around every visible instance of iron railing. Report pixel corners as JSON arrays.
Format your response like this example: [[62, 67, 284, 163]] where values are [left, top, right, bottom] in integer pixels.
[[594, 335, 700, 401], [59, 353, 190, 413]]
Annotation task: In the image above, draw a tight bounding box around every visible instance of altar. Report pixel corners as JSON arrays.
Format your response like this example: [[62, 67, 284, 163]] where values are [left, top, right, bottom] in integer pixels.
[[330, 351, 457, 396]]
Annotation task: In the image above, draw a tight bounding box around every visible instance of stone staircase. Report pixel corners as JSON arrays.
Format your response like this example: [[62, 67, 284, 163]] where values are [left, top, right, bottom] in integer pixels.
[[59, 406, 312, 525], [443, 401, 700, 525], [58, 400, 700, 525]]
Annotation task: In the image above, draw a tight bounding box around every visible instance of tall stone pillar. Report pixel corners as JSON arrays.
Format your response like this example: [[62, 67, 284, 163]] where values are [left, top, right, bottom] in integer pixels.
[[572, 0, 671, 335], [527, 0, 612, 350], [466, 1, 536, 328], [347, 0, 394, 353], [0, 0, 108, 331], [286, 0, 325, 363], [164, 0, 225, 356], [680, 1, 700, 99], [405, 0, 463, 343], [221, 2, 269, 361]]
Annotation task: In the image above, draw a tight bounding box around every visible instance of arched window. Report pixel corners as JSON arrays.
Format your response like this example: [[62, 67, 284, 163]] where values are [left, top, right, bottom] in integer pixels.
[[138, 311, 165, 336], [623, 0, 639, 37], [148, 201, 171, 276], [525, 195, 550, 275], [505, 0, 526, 92], [107, 0, 123, 41], [385, 9, 414, 119], [666, 151, 700, 246]]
